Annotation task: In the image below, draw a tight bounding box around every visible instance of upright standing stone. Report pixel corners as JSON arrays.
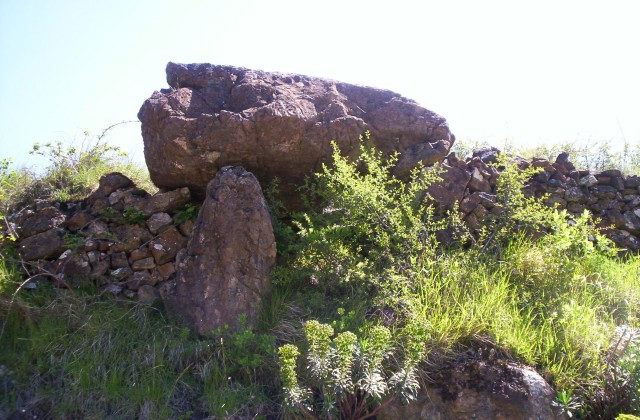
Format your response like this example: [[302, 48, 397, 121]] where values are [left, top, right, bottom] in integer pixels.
[[167, 166, 276, 335]]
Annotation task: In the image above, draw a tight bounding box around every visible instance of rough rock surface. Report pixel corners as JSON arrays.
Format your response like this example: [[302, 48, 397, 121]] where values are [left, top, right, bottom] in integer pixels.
[[138, 62, 455, 207], [378, 359, 559, 419], [166, 166, 276, 336], [436, 149, 640, 251]]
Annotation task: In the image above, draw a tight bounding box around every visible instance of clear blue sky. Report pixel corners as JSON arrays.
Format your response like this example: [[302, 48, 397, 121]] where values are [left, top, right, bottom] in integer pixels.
[[1, 0, 639, 169]]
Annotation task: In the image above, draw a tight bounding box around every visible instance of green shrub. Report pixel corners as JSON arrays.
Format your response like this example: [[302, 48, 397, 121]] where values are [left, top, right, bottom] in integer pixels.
[[292, 133, 460, 315], [173, 203, 199, 226], [278, 320, 426, 418]]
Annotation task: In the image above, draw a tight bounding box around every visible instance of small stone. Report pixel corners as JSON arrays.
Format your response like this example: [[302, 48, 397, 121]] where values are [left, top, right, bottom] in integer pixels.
[[132, 257, 156, 271], [84, 239, 99, 252], [66, 211, 92, 232], [150, 227, 187, 265], [111, 267, 134, 281], [129, 246, 151, 263], [126, 270, 158, 291], [107, 283, 123, 295], [110, 252, 129, 268], [138, 285, 161, 305], [108, 190, 127, 205], [146, 212, 173, 235], [178, 219, 195, 237], [156, 262, 176, 280], [468, 168, 492, 193], [565, 187, 586, 203], [579, 175, 598, 187], [624, 175, 640, 188]]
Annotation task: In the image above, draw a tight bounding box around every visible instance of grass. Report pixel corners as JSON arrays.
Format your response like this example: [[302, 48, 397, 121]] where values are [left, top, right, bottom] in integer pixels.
[[0, 279, 276, 418], [1, 133, 640, 417]]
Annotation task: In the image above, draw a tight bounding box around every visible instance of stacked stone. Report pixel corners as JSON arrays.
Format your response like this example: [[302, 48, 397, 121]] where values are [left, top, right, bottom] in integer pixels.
[[434, 148, 640, 251], [6, 173, 194, 303]]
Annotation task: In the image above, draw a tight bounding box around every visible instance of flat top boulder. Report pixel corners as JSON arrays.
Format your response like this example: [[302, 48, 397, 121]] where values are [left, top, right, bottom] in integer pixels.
[[139, 62, 455, 208]]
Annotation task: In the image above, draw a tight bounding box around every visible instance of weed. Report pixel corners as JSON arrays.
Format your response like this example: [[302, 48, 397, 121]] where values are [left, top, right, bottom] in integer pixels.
[[63, 233, 85, 250], [173, 203, 199, 226], [122, 206, 146, 225]]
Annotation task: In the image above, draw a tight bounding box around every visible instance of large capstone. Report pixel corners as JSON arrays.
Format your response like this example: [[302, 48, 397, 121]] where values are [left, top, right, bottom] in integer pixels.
[[139, 62, 455, 208]]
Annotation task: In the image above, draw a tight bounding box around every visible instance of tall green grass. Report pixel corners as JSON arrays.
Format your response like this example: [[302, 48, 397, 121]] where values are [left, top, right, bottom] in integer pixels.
[[1, 132, 639, 417]]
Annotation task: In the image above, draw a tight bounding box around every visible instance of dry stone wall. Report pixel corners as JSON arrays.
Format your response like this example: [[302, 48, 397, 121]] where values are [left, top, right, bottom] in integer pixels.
[[6, 172, 194, 302], [436, 147, 640, 252]]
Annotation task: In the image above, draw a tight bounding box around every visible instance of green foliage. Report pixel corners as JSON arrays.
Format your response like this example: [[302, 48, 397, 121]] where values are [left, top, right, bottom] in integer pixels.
[[2, 130, 639, 417], [173, 203, 199, 226], [0, 288, 274, 418], [0, 158, 36, 219], [454, 137, 640, 175], [263, 177, 298, 260], [122, 206, 146, 225], [63, 233, 85, 250], [213, 315, 276, 382], [0, 122, 156, 216], [293, 133, 456, 314], [278, 320, 421, 418]]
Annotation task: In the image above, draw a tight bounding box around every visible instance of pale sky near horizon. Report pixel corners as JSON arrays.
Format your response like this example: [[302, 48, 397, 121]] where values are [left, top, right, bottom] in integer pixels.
[[1, 0, 639, 169]]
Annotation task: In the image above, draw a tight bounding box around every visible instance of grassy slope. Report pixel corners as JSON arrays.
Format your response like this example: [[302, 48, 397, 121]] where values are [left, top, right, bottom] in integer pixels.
[[1, 136, 639, 418]]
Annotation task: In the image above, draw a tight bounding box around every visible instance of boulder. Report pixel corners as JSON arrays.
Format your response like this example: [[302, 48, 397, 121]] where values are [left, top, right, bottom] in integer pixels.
[[17, 206, 66, 238], [149, 227, 187, 265], [19, 228, 66, 261], [138, 62, 454, 208], [426, 164, 471, 211], [378, 359, 558, 420], [167, 166, 276, 335], [87, 172, 135, 204]]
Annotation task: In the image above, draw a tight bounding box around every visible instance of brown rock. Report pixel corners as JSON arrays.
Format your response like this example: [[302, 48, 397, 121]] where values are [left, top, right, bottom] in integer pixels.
[[467, 168, 492, 193], [472, 146, 501, 164], [53, 251, 91, 288], [460, 194, 481, 214], [129, 246, 151, 263], [606, 229, 640, 252], [554, 152, 575, 173], [132, 257, 156, 271], [66, 211, 92, 231], [109, 225, 153, 253], [139, 62, 454, 208], [111, 267, 133, 281], [125, 187, 191, 217], [426, 164, 471, 211], [138, 284, 161, 305], [378, 360, 557, 420], [167, 166, 276, 335], [110, 252, 129, 268], [18, 206, 66, 238], [156, 262, 176, 280], [87, 172, 135, 204], [19, 228, 66, 261], [146, 212, 173, 234], [624, 175, 640, 189], [532, 158, 556, 174], [87, 251, 110, 279], [126, 270, 158, 291], [565, 187, 586, 203], [150, 227, 186, 265], [178, 218, 195, 237]]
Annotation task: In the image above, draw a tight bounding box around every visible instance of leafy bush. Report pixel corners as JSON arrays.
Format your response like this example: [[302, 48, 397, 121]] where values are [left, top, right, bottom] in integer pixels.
[[292, 133, 459, 315], [0, 122, 155, 216], [173, 203, 199, 226], [278, 320, 427, 418]]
